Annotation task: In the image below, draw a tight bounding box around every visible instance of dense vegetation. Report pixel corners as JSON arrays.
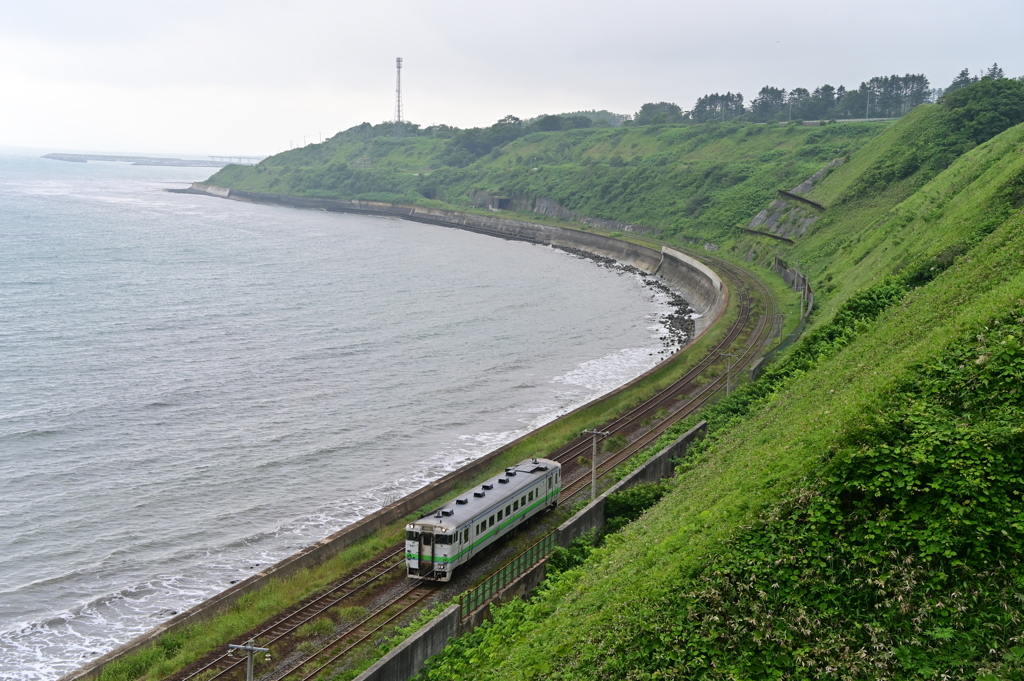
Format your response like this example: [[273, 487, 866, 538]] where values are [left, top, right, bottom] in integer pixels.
[[407, 109, 1024, 679], [204, 79, 1024, 679], [209, 120, 887, 241]]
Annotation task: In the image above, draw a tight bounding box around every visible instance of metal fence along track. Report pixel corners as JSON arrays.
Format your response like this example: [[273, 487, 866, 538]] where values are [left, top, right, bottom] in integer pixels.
[[460, 531, 557, 618]]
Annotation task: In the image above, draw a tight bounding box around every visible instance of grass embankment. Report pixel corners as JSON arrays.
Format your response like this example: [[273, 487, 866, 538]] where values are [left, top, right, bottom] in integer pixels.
[[95, 272, 755, 681], [408, 86, 1024, 679]]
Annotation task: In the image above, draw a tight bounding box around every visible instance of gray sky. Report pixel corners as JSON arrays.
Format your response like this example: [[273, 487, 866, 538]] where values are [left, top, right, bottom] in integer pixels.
[[2, 0, 1021, 156]]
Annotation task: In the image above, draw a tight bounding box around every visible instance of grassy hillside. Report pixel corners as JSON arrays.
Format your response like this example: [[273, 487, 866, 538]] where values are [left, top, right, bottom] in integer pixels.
[[207, 122, 886, 239], [205, 79, 1024, 679], [414, 119, 1024, 680]]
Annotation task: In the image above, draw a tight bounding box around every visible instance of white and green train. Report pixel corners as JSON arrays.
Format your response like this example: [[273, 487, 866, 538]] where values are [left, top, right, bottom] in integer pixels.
[[405, 458, 561, 581]]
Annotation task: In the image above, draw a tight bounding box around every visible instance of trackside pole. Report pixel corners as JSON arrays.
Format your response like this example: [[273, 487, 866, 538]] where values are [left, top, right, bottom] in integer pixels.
[[228, 640, 270, 681], [583, 430, 610, 501]]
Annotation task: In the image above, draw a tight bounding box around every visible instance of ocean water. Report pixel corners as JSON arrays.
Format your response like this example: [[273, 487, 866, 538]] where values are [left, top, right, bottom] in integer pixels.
[[0, 153, 681, 680]]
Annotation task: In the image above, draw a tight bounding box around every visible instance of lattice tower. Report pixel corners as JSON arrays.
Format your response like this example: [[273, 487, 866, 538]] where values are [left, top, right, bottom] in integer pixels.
[[394, 57, 403, 138]]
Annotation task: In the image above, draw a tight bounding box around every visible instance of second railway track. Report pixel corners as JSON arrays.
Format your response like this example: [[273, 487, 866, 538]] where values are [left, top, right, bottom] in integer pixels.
[[165, 251, 780, 681]]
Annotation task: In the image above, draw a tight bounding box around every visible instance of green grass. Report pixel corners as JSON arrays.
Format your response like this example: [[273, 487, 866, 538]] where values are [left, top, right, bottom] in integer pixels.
[[91, 252, 788, 681], [183, 82, 1024, 680], [410, 115, 1024, 680], [296, 617, 333, 639], [205, 121, 888, 244]]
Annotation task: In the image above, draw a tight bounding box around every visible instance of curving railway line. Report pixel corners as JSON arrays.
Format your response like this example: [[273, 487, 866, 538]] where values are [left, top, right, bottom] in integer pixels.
[[553, 252, 778, 502], [166, 250, 780, 681]]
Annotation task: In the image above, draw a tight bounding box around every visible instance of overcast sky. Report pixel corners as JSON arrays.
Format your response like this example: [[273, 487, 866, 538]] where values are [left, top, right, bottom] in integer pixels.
[[1, 0, 1021, 157]]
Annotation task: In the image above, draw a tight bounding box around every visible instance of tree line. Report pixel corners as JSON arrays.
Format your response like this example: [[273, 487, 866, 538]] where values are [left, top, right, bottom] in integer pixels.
[[633, 63, 1018, 125], [315, 64, 1021, 169]]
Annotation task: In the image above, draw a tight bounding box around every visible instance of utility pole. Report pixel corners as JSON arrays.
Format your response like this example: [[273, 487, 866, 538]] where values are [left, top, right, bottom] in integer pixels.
[[723, 354, 737, 395], [583, 430, 610, 501], [775, 313, 785, 347], [228, 640, 270, 681]]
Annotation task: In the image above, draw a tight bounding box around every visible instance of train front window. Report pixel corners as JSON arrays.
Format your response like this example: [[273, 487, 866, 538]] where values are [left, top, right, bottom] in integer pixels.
[[406, 530, 419, 541], [422, 533, 432, 546]]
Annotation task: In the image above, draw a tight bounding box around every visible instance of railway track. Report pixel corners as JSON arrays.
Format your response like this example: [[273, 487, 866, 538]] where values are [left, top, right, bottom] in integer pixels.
[[554, 253, 779, 501], [171, 547, 407, 681], [165, 252, 780, 681], [274, 583, 437, 681]]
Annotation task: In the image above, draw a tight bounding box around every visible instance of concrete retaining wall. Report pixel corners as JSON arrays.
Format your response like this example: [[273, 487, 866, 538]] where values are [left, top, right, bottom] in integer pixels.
[[354, 605, 461, 681], [556, 421, 707, 547], [749, 256, 815, 380], [556, 496, 607, 548]]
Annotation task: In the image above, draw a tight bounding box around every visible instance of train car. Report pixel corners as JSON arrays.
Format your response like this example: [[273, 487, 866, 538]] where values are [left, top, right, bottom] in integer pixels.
[[405, 458, 561, 581]]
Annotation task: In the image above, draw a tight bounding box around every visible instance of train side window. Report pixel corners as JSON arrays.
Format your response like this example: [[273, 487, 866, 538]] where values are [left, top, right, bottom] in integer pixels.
[[513, 500, 518, 511], [505, 505, 511, 516], [497, 509, 503, 521], [529, 491, 534, 502], [489, 515, 494, 527]]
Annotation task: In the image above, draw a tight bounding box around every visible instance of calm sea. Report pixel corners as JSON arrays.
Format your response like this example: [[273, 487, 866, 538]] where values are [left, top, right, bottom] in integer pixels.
[[0, 152, 680, 679]]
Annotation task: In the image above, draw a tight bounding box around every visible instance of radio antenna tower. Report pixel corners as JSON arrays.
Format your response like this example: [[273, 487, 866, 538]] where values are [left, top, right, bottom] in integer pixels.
[[394, 57, 403, 138]]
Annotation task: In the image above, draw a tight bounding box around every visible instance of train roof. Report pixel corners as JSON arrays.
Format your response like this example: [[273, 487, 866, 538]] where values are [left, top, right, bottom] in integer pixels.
[[408, 458, 559, 533]]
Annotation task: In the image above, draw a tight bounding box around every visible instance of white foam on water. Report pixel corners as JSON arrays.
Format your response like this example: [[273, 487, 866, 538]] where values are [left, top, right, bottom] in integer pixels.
[[0, 158, 698, 680]]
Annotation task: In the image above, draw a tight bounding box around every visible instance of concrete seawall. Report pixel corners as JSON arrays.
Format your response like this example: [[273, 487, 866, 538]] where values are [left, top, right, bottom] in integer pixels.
[[61, 188, 728, 681], [184, 184, 726, 317]]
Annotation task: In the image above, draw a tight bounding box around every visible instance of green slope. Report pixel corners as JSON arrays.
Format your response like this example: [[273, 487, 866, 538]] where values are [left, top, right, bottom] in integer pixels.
[[206, 122, 887, 237], [408, 104, 1024, 679], [205, 80, 1024, 680]]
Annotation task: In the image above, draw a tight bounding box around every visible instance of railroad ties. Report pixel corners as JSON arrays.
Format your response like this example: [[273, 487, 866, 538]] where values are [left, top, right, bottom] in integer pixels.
[[167, 248, 779, 681], [173, 548, 408, 681], [552, 254, 777, 502]]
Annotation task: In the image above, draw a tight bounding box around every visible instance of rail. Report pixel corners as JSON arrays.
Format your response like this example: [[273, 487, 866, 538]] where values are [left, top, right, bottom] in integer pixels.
[[460, 531, 557, 618]]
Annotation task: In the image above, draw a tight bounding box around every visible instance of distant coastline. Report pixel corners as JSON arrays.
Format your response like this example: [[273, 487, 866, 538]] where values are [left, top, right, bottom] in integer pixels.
[[43, 153, 235, 168]]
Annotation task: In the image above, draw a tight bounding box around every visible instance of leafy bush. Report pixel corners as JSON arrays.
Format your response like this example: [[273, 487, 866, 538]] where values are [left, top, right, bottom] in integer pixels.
[[603, 482, 670, 534]]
